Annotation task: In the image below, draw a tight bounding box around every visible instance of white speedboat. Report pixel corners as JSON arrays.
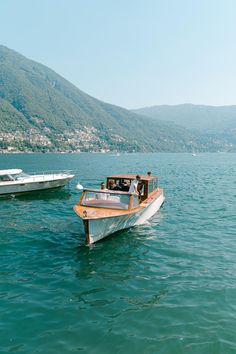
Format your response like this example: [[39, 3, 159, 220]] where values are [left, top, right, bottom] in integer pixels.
[[0, 169, 74, 195], [74, 173, 165, 244]]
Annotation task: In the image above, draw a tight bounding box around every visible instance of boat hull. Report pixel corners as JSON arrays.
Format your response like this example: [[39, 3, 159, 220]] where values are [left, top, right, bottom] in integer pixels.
[[85, 191, 165, 244], [0, 176, 73, 195]]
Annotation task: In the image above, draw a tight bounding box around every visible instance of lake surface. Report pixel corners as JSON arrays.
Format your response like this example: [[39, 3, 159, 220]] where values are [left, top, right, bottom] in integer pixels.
[[1, 153, 236, 353]]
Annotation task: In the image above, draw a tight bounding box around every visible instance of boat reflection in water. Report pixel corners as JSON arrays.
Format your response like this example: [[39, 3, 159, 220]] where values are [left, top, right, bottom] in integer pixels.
[[74, 174, 165, 244]]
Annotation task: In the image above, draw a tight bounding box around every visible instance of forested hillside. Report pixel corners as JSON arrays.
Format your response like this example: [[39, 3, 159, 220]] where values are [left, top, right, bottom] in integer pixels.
[[0, 45, 230, 152]]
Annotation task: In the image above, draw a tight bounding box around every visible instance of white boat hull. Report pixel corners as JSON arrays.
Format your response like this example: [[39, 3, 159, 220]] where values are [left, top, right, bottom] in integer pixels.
[[86, 191, 165, 244], [0, 176, 73, 195]]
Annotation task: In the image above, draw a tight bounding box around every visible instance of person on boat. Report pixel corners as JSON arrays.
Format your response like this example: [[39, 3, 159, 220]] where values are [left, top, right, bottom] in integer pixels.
[[138, 181, 144, 196], [108, 180, 115, 190], [108, 180, 121, 191], [147, 171, 152, 176], [129, 175, 141, 194], [121, 181, 130, 191], [96, 182, 108, 200]]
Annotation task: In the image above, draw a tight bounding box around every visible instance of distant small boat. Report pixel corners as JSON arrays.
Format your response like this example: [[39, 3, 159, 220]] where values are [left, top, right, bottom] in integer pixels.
[[192, 153, 197, 156], [0, 169, 74, 195], [74, 173, 165, 244]]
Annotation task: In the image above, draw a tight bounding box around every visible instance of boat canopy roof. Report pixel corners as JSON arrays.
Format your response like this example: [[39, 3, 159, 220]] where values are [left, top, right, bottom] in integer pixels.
[[0, 169, 22, 176], [107, 174, 157, 181]]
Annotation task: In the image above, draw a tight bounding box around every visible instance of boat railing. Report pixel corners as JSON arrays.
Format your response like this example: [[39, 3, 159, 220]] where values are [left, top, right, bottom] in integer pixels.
[[26, 170, 73, 176], [83, 188, 133, 195], [15, 170, 73, 182]]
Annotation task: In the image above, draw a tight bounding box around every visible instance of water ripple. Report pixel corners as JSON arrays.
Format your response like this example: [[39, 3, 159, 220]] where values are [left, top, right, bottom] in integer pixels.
[[1, 153, 236, 353]]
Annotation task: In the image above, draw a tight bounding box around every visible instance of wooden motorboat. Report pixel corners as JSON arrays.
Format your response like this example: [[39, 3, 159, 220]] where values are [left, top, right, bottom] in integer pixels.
[[74, 174, 165, 244], [0, 169, 74, 195]]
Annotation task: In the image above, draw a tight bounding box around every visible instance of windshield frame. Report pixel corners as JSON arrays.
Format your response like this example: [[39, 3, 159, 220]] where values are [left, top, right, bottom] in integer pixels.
[[80, 188, 139, 210]]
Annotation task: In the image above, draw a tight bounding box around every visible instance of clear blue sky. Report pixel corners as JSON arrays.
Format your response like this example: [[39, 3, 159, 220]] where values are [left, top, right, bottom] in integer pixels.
[[1, 0, 236, 108]]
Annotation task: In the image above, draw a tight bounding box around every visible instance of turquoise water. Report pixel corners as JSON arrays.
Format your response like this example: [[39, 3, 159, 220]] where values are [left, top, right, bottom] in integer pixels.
[[1, 153, 236, 353]]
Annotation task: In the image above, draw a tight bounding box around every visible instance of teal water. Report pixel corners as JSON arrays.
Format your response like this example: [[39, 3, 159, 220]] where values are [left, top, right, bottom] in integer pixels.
[[1, 153, 236, 353]]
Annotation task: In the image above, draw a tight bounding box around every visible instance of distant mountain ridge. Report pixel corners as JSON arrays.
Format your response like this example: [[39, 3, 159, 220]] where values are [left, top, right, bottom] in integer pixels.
[[134, 104, 236, 132], [0, 45, 235, 152], [134, 104, 236, 151]]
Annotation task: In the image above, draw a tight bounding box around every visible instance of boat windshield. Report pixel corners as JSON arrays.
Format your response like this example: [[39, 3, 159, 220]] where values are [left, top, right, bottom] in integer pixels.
[[0, 174, 15, 182], [15, 172, 30, 180], [81, 190, 132, 210]]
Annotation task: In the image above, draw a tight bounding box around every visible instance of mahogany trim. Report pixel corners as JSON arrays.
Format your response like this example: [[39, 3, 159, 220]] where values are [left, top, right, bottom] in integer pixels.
[[129, 195, 133, 210], [74, 188, 163, 221]]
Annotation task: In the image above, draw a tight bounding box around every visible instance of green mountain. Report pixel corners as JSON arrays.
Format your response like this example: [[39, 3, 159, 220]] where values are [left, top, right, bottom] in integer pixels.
[[0, 45, 228, 152]]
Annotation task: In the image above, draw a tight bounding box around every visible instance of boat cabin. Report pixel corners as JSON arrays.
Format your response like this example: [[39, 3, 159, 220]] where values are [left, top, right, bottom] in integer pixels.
[[106, 174, 158, 202], [80, 174, 159, 211], [0, 169, 23, 182]]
